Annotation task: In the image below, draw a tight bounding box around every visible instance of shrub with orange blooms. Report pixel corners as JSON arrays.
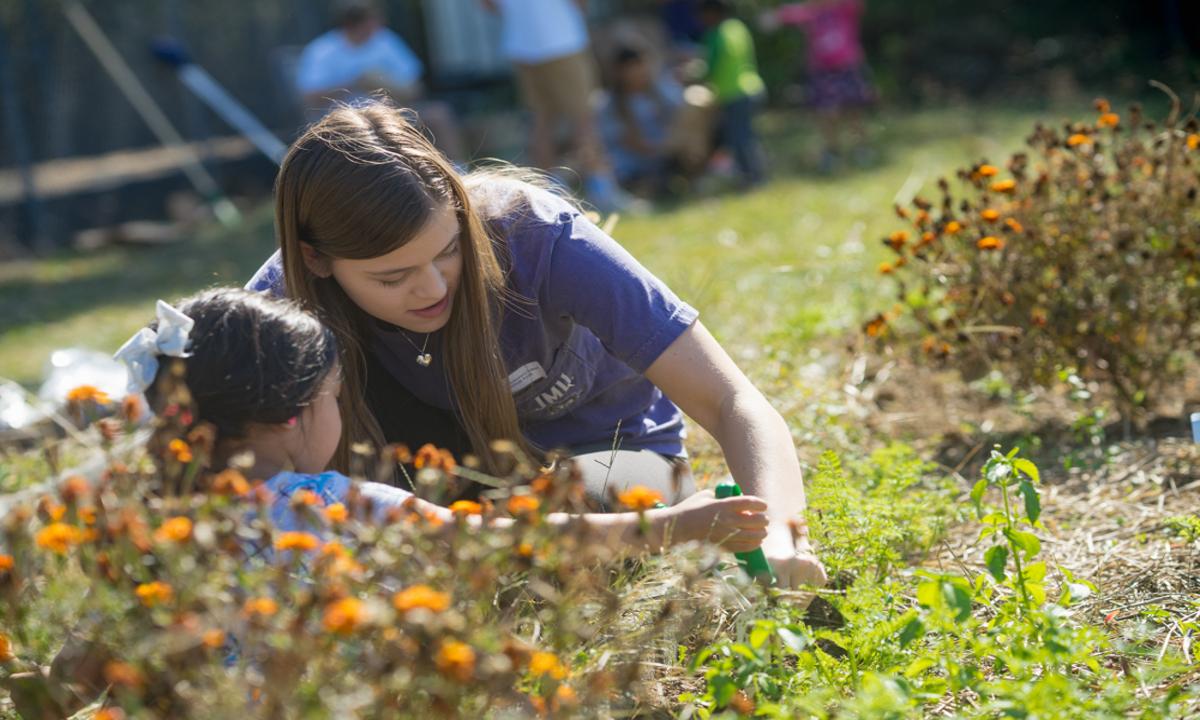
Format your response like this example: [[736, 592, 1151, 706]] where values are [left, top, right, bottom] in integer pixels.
[[869, 95, 1200, 423], [274, 531, 321, 552], [435, 640, 476, 682]]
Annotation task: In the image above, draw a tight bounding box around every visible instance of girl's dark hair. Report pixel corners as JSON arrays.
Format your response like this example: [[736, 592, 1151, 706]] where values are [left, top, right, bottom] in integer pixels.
[[144, 287, 338, 440]]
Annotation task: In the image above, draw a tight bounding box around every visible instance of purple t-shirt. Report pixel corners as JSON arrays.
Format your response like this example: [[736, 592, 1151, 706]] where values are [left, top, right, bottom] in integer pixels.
[[247, 181, 699, 456]]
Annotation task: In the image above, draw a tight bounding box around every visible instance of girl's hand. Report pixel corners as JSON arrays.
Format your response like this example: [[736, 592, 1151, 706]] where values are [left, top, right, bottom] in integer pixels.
[[658, 489, 769, 553]]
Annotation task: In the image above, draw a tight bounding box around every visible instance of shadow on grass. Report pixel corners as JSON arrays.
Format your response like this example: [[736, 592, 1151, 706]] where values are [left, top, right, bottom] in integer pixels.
[[0, 213, 276, 335]]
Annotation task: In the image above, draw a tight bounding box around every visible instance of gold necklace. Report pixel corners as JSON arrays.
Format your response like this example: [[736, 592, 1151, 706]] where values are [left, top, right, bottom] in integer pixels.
[[398, 331, 433, 367]]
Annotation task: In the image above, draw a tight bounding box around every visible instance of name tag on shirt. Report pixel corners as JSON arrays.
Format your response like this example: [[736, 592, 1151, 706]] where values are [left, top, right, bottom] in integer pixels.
[[508, 361, 547, 394]]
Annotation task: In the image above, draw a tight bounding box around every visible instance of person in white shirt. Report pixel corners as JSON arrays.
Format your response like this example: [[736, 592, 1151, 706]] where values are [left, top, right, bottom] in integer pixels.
[[296, 0, 466, 162], [482, 0, 634, 213]]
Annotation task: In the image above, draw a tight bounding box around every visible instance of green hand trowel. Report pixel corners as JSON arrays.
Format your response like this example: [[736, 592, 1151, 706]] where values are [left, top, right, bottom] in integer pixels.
[[714, 480, 776, 584]]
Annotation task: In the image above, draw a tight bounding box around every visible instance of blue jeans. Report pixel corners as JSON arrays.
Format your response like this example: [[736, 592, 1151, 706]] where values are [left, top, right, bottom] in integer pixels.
[[718, 95, 767, 185]]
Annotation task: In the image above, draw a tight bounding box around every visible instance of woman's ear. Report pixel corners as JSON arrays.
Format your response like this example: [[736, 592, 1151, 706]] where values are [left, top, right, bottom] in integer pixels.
[[300, 242, 333, 278]]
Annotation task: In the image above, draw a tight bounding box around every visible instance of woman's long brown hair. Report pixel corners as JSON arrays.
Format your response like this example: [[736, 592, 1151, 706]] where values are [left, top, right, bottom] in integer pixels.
[[274, 103, 528, 472]]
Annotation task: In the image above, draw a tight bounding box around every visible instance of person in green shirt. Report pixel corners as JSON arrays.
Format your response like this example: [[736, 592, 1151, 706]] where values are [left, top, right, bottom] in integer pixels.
[[700, 0, 767, 187]]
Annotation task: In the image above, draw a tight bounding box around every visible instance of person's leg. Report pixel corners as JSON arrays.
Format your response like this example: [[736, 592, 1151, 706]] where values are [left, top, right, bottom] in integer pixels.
[[514, 62, 558, 170], [566, 449, 696, 511], [725, 95, 767, 186]]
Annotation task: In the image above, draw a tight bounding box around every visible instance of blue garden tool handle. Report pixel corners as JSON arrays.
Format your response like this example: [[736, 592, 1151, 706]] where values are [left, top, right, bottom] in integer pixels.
[[714, 480, 776, 583]]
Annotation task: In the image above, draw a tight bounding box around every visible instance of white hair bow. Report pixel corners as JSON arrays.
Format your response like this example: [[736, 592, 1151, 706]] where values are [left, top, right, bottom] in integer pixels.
[[113, 300, 194, 395]]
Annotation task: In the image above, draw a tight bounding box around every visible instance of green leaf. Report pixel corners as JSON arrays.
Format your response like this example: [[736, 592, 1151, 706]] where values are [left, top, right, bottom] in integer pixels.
[[749, 623, 772, 649], [943, 582, 972, 622], [1023, 561, 1047, 582], [709, 674, 737, 706], [983, 544, 1009, 582], [904, 656, 936, 677], [1007, 529, 1041, 558], [916, 580, 940, 609], [970, 478, 988, 510], [1013, 458, 1040, 484], [899, 616, 925, 648], [1019, 479, 1041, 524]]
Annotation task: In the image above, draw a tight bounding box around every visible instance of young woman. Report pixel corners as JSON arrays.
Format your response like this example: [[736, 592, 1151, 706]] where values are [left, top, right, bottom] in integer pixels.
[[247, 103, 826, 590]]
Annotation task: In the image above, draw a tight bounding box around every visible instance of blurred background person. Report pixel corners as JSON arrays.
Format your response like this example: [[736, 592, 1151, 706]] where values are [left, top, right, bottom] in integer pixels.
[[482, 0, 634, 213], [699, 0, 767, 189], [762, 0, 877, 172], [598, 43, 684, 196], [296, 0, 467, 162]]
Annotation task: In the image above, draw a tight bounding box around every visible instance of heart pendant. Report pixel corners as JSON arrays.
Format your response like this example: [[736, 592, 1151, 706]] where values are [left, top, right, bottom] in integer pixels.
[[416, 353, 432, 367]]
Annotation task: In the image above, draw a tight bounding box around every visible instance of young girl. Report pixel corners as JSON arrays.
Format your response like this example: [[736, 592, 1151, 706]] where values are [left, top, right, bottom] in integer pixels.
[[248, 102, 825, 590], [119, 287, 770, 551], [761, 0, 876, 171]]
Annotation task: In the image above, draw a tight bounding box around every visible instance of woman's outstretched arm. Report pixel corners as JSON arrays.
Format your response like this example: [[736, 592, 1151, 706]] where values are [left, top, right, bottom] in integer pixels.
[[644, 321, 828, 591]]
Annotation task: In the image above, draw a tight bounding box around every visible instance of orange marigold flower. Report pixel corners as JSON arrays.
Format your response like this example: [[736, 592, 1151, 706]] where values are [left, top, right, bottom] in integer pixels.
[[1066, 133, 1091, 147], [212, 468, 250, 496], [977, 164, 999, 177], [531, 474, 554, 494], [293, 489, 321, 507], [517, 542, 534, 557], [919, 231, 936, 246], [1097, 112, 1119, 128], [413, 443, 440, 469], [94, 710, 126, 720], [0, 555, 13, 572], [243, 597, 279, 618], [529, 651, 568, 680], [61, 475, 90, 503], [322, 597, 366, 636], [167, 439, 193, 464], [392, 443, 413, 464], [915, 209, 930, 227], [1004, 218, 1024, 233], [103, 661, 144, 689], [555, 685, 578, 705], [1094, 98, 1111, 113], [394, 584, 451, 614], [980, 208, 1000, 222], [120, 394, 143, 423], [507, 495, 540, 517], [989, 179, 1016, 194], [617, 485, 663, 511], [435, 640, 476, 682], [438, 449, 457, 471], [324, 503, 348, 523], [35, 523, 83, 554], [154, 516, 193, 544], [944, 220, 963, 234], [977, 236, 1005, 251], [0, 633, 12, 663], [66, 385, 110, 405], [864, 315, 887, 338], [920, 336, 938, 354], [275, 531, 321, 552], [79, 507, 97, 526], [1188, 134, 1199, 151], [135, 581, 173, 607], [878, 262, 894, 275], [202, 629, 226, 649], [885, 230, 908, 251], [449, 500, 483, 516]]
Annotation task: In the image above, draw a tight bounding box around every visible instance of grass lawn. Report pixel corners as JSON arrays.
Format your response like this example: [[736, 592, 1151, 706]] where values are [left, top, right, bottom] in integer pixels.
[[0, 104, 1065, 390]]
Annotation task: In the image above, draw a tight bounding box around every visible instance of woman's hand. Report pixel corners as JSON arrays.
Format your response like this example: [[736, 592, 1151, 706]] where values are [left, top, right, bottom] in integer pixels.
[[657, 489, 769, 553]]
